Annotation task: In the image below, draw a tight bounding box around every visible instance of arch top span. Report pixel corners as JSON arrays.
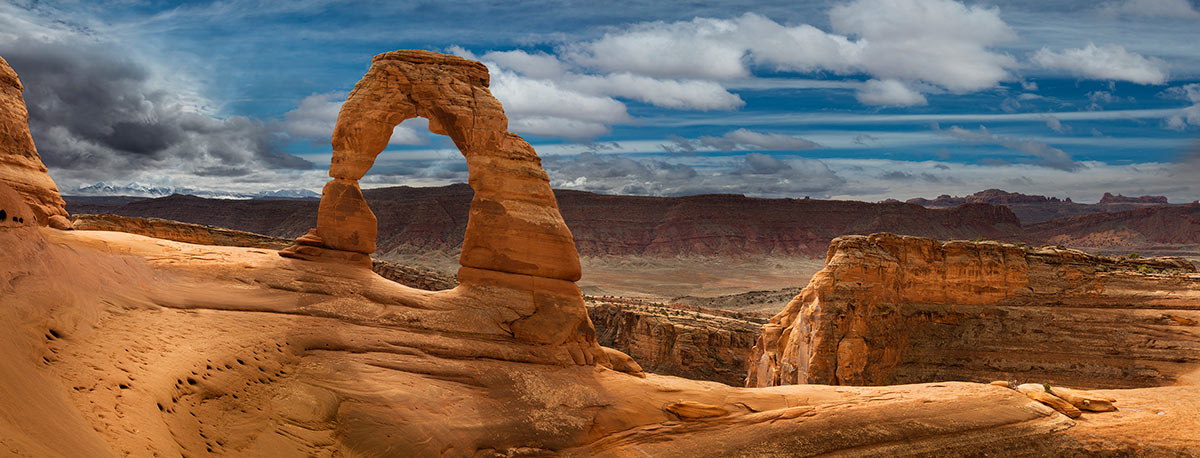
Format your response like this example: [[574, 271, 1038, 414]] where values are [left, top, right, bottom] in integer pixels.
[[281, 50, 582, 283]]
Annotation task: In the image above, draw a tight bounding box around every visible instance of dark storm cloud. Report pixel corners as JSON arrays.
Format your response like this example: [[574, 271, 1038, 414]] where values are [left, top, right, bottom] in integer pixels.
[[0, 38, 313, 183]]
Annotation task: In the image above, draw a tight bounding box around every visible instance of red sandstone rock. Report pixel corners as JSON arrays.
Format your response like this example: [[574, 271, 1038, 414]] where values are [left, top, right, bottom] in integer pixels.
[[747, 233, 1200, 389], [0, 55, 68, 225], [291, 50, 581, 282]]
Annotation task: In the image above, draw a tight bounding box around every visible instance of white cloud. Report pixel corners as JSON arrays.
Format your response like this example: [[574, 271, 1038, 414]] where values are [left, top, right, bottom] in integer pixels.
[[1044, 115, 1067, 132], [563, 73, 744, 110], [544, 152, 845, 198], [856, 79, 928, 106], [559, 1, 1019, 105], [830, 0, 1018, 93], [559, 16, 753, 80], [661, 129, 821, 154], [1098, 0, 1200, 20], [486, 66, 630, 138], [1159, 84, 1200, 129], [1032, 43, 1168, 84], [824, 158, 1197, 205], [480, 50, 570, 79], [282, 92, 428, 145], [942, 125, 1083, 171]]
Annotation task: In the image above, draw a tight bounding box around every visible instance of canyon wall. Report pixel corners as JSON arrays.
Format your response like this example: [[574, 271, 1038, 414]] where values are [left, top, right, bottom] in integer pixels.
[[588, 301, 759, 386], [68, 185, 1024, 258], [748, 233, 1200, 389]]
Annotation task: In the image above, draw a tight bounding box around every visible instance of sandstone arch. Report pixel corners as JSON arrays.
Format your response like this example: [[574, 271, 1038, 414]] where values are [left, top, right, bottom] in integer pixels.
[[281, 50, 581, 283]]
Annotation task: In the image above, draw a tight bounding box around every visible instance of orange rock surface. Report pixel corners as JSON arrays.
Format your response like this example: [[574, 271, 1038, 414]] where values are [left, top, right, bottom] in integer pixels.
[[748, 233, 1200, 389], [0, 55, 68, 225], [286, 50, 581, 283]]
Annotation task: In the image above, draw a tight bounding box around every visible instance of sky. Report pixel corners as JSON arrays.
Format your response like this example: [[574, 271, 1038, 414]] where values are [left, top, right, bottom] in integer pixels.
[[1, 0, 1199, 203]]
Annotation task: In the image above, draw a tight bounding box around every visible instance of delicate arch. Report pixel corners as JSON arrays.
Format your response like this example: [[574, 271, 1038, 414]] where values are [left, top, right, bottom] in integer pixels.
[[283, 50, 581, 282]]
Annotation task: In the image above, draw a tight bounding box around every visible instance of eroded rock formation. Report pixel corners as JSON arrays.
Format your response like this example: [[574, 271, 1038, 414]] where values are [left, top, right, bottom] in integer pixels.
[[588, 300, 760, 386], [282, 51, 580, 282], [0, 55, 68, 226], [280, 50, 602, 368], [748, 233, 1200, 389]]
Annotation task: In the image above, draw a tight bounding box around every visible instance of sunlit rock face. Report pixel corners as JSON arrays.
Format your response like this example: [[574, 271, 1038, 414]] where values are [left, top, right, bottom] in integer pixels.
[[749, 232, 1200, 389], [279, 50, 603, 364], [284, 50, 581, 283], [0, 55, 68, 226]]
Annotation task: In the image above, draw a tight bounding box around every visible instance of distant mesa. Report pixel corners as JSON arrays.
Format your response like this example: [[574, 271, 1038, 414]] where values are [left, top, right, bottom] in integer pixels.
[[906, 189, 1063, 207], [909, 189, 1170, 208], [1098, 192, 1168, 205]]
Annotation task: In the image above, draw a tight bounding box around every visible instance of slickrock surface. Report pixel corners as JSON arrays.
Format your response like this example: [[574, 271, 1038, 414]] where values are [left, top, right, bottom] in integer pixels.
[[73, 213, 293, 250], [73, 213, 458, 291], [0, 226, 1134, 456], [0, 55, 68, 225], [748, 233, 1200, 390], [587, 300, 760, 386]]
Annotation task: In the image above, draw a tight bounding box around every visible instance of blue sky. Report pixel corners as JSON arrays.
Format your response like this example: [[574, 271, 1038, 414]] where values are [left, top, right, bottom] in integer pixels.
[[1, 0, 1199, 203]]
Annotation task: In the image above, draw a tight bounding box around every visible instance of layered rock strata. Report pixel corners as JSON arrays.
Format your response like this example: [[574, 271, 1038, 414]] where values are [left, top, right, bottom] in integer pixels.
[[0, 55, 68, 225], [748, 233, 1200, 389], [588, 300, 760, 386]]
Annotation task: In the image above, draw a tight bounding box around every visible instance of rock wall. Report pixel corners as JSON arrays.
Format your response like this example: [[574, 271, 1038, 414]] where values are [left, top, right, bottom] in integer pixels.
[[588, 301, 759, 386], [0, 55, 68, 225], [748, 233, 1200, 389]]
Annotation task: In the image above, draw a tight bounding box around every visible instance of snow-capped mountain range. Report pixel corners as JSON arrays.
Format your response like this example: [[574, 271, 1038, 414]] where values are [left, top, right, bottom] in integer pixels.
[[69, 183, 320, 200]]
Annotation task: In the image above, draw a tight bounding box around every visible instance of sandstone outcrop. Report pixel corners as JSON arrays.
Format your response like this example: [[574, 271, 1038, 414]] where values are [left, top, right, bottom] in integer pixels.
[[278, 50, 604, 369], [587, 299, 760, 386], [0, 55, 68, 225], [282, 51, 581, 284], [748, 233, 1200, 390]]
